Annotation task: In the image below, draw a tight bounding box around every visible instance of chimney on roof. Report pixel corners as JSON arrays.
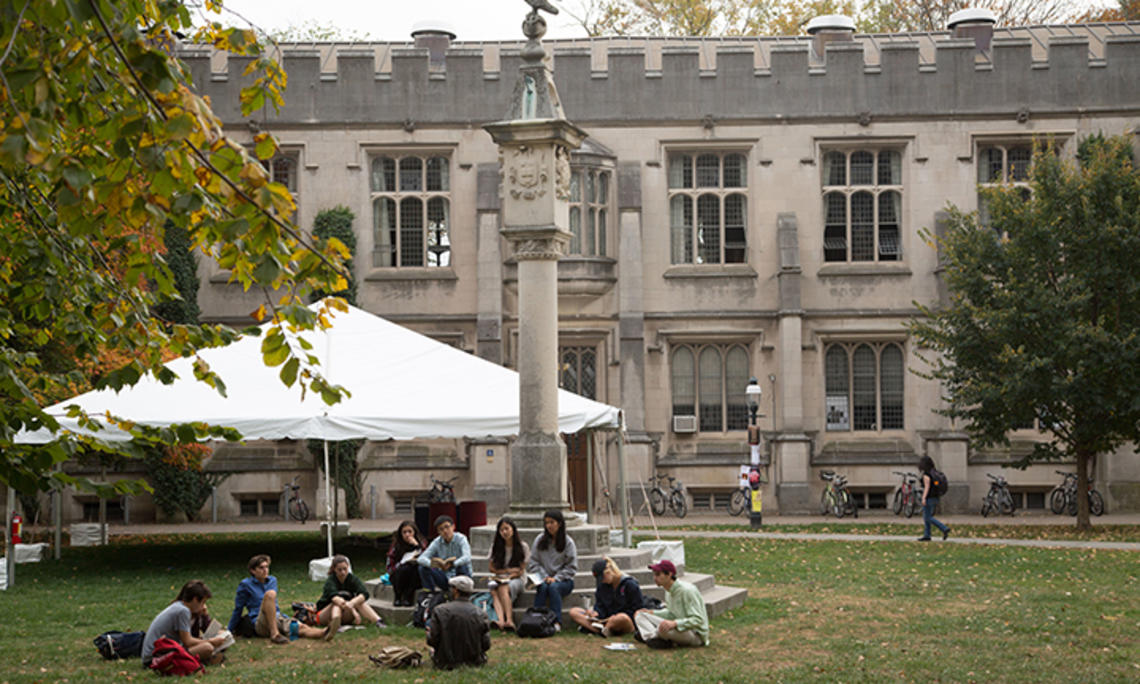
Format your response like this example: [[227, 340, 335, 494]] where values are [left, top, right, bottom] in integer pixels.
[[411, 20, 457, 70], [947, 8, 996, 53], [806, 14, 855, 61]]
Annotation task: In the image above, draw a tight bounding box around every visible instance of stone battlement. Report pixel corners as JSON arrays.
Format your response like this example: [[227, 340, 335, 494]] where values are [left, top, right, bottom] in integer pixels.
[[181, 23, 1140, 125]]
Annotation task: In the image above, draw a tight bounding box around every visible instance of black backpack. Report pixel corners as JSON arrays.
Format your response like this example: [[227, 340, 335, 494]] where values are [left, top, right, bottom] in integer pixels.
[[929, 469, 949, 497], [412, 590, 447, 630], [93, 630, 145, 660], [516, 607, 559, 638]]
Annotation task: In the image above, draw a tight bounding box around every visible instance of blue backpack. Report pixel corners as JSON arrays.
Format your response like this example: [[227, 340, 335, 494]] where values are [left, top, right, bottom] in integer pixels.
[[93, 630, 145, 660], [471, 591, 498, 623]]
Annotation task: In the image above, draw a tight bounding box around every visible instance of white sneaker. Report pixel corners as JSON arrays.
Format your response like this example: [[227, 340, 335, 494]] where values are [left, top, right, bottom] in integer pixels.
[[601, 626, 612, 638], [590, 622, 605, 632], [553, 623, 561, 633]]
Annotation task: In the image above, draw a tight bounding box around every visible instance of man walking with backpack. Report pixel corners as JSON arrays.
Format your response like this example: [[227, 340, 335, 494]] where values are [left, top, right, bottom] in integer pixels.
[[918, 456, 951, 542]]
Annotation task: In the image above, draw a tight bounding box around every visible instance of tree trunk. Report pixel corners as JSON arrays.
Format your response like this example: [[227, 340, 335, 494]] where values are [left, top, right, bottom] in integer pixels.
[[1074, 449, 1091, 530]]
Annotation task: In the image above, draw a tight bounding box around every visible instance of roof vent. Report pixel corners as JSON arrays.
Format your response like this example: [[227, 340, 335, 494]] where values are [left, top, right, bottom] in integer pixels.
[[947, 8, 996, 52], [411, 20, 457, 70], [806, 15, 855, 62]]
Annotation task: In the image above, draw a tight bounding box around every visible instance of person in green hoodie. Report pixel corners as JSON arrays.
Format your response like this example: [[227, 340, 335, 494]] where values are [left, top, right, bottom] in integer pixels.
[[634, 560, 708, 649], [315, 555, 385, 635]]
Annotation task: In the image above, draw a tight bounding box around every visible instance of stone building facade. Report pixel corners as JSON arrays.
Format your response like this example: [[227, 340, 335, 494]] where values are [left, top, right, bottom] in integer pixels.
[[59, 18, 1140, 523]]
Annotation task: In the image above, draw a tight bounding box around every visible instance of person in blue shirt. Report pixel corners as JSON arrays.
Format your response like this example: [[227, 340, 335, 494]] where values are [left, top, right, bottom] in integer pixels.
[[569, 557, 644, 637], [228, 554, 328, 643], [417, 516, 472, 592]]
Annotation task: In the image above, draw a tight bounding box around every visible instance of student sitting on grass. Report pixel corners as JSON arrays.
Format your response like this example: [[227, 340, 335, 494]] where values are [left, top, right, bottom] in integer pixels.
[[569, 557, 643, 638], [426, 575, 490, 670], [228, 554, 329, 643], [315, 554, 386, 632], [141, 580, 228, 668], [417, 516, 472, 592], [634, 560, 708, 649]]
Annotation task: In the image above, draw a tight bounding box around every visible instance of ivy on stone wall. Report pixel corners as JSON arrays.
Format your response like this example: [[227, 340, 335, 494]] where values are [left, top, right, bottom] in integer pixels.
[[153, 222, 201, 325], [145, 444, 229, 521], [309, 206, 362, 517], [311, 206, 358, 306]]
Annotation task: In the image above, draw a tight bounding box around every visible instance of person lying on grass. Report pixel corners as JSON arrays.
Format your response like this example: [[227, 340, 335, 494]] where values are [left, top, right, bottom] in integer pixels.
[[569, 557, 643, 638], [228, 554, 329, 643], [634, 560, 708, 649], [315, 554, 386, 633], [141, 580, 227, 668]]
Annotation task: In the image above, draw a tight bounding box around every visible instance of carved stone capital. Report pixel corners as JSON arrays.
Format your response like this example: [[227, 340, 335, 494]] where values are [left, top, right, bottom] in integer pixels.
[[501, 225, 570, 261]]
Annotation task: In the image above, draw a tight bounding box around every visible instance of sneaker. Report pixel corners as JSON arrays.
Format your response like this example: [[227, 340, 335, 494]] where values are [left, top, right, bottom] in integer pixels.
[[942, 527, 951, 541], [577, 625, 591, 635], [601, 626, 612, 638], [646, 637, 675, 650], [590, 621, 605, 632], [375, 619, 386, 630], [633, 630, 646, 644], [917, 537, 932, 542], [270, 634, 289, 644], [325, 614, 341, 641], [553, 623, 561, 633]]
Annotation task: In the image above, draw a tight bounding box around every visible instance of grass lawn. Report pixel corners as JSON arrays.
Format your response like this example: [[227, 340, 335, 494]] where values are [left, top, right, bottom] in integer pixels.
[[649, 522, 1140, 543], [1, 532, 1137, 682]]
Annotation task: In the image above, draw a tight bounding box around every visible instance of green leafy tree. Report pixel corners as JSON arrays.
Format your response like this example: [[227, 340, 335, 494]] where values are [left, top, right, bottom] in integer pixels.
[[562, 0, 1082, 35], [0, 1, 352, 496], [909, 135, 1140, 529]]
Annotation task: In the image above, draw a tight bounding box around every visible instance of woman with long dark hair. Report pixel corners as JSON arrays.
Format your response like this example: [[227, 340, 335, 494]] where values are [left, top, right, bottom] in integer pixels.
[[526, 509, 577, 628], [487, 516, 528, 631], [917, 456, 951, 542], [386, 520, 426, 606], [315, 554, 385, 631]]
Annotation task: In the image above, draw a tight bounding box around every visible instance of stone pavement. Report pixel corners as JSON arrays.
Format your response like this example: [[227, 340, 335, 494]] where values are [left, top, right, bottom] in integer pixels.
[[45, 510, 1140, 552]]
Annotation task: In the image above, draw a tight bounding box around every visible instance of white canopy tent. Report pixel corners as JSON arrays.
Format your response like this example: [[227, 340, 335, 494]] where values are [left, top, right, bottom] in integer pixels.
[[18, 304, 624, 561]]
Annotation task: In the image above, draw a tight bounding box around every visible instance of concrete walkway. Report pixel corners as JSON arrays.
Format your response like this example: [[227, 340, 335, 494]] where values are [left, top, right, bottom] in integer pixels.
[[38, 510, 1139, 552]]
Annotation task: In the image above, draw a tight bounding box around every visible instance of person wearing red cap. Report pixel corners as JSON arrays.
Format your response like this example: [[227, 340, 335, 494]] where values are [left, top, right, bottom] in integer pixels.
[[634, 560, 708, 649]]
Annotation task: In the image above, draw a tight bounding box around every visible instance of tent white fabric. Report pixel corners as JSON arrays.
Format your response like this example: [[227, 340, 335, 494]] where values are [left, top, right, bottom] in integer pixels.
[[19, 304, 622, 444]]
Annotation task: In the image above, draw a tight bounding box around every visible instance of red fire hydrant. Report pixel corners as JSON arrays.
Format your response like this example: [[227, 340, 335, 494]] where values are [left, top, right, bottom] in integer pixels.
[[10, 511, 22, 545]]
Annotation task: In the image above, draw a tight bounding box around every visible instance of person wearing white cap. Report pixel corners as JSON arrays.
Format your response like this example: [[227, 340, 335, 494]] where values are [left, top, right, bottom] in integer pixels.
[[425, 575, 491, 669]]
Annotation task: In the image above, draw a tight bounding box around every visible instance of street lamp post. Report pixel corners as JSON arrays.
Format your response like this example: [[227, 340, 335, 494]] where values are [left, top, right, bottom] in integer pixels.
[[746, 377, 764, 529]]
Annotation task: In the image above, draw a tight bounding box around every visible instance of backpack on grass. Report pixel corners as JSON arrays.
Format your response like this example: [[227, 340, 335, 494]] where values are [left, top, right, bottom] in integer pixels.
[[516, 607, 558, 638], [929, 469, 949, 497], [93, 630, 145, 660], [369, 645, 423, 669], [411, 590, 447, 629], [148, 637, 204, 676], [471, 591, 498, 624]]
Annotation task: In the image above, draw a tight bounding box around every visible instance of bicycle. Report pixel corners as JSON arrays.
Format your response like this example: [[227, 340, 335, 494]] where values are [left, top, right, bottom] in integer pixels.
[[980, 473, 1015, 517], [1049, 470, 1104, 517], [890, 471, 921, 518], [819, 470, 857, 518], [647, 473, 688, 518], [426, 474, 457, 504], [728, 469, 767, 517], [287, 477, 310, 523]]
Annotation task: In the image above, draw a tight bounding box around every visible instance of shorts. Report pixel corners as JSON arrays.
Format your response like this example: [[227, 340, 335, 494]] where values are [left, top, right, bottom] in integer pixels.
[[254, 610, 293, 638]]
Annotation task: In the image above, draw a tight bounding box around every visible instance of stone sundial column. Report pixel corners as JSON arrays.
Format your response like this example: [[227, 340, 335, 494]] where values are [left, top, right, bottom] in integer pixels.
[[484, 4, 585, 520]]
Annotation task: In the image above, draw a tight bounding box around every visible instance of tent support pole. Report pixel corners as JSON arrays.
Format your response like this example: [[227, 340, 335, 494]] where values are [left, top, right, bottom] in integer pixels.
[[586, 432, 594, 525], [5, 485, 15, 588], [54, 466, 62, 561], [617, 431, 629, 548], [324, 440, 332, 559]]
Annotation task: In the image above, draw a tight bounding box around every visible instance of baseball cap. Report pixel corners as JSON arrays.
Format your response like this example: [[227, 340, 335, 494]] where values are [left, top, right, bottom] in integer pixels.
[[592, 558, 608, 577], [448, 575, 474, 593], [647, 559, 676, 575]]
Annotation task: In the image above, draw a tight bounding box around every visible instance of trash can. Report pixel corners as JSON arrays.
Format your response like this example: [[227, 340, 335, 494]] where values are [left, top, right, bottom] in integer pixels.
[[427, 502, 457, 539], [457, 500, 487, 537], [414, 504, 430, 540]]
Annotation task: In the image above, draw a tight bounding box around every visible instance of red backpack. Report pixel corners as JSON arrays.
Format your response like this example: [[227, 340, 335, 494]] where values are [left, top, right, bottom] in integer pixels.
[[148, 637, 204, 676]]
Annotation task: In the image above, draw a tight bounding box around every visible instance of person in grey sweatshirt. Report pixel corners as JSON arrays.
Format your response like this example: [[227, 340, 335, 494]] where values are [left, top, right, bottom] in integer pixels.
[[526, 509, 577, 628]]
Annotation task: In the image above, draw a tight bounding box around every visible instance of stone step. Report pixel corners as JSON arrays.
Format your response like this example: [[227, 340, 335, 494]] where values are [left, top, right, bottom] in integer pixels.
[[464, 546, 656, 573], [366, 571, 737, 624], [469, 521, 613, 556]]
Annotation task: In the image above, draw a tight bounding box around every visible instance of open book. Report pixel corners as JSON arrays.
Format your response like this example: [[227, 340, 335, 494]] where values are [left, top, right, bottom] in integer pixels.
[[430, 556, 457, 570], [203, 619, 235, 652], [525, 572, 543, 589], [400, 550, 419, 565]]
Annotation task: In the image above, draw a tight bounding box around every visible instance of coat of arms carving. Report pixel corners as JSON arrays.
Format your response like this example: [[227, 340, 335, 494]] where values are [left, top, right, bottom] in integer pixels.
[[506, 145, 548, 200]]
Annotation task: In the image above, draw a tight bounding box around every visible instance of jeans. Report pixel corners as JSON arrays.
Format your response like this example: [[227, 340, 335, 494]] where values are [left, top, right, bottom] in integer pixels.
[[417, 563, 472, 591], [533, 579, 574, 622], [922, 497, 949, 538]]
